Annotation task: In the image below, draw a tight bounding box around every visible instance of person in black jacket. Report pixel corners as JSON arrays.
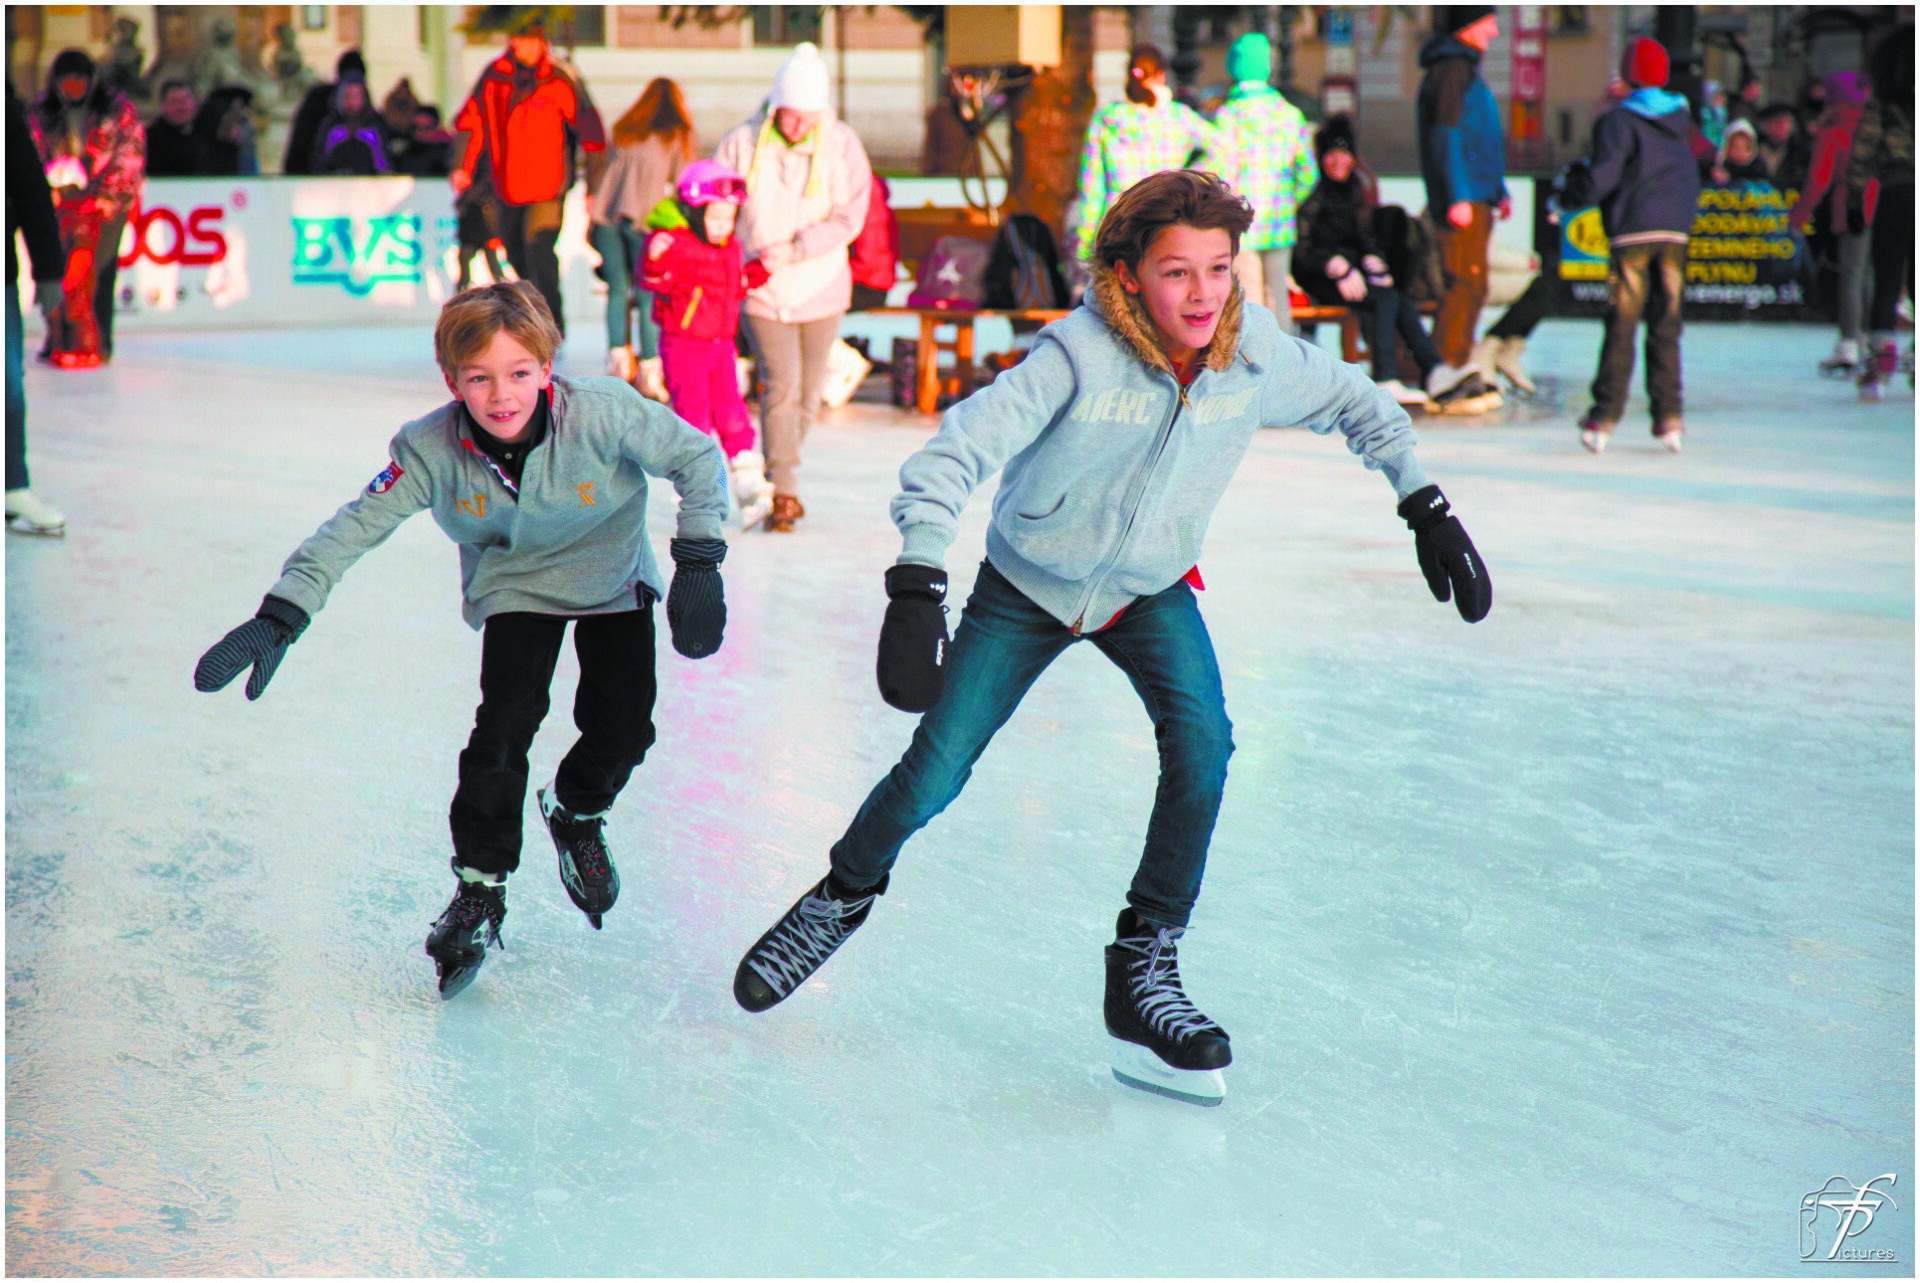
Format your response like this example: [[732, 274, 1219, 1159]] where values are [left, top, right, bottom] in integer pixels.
[[1565, 38, 1701, 454], [1294, 116, 1448, 408], [283, 48, 365, 175], [144, 78, 202, 177], [5, 84, 70, 535]]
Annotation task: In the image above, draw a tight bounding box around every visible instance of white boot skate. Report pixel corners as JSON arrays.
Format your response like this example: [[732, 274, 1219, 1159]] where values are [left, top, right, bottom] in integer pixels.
[[5, 489, 66, 536], [729, 450, 775, 530], [604, 345, 637, 383], [634, 356, 669, 403]]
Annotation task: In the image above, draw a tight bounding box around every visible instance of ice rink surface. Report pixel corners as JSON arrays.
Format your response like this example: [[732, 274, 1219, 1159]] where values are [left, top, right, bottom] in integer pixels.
[[6, 318, 1913, 1276]]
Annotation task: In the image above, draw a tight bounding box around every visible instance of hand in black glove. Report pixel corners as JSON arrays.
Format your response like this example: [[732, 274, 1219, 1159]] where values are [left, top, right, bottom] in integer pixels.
[[1397, 486, 1491, 623], [194, 595, 312, 699], [666, 536, 727, 659], [876, 564, 949, 712]]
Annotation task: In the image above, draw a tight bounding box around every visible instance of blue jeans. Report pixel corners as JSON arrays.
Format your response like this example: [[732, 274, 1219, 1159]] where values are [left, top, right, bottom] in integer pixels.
[[588, 220, 658, 358], [6, 282, 27, 492], [831, 561, 1235, 928]]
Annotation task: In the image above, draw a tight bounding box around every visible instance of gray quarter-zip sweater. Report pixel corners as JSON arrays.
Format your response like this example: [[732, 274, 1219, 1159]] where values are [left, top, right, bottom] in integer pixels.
[[269, 374, 728, 629]]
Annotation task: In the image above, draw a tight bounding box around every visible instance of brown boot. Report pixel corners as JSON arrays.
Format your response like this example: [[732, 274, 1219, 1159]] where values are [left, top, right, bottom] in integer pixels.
[[764, 494, 804, 533]]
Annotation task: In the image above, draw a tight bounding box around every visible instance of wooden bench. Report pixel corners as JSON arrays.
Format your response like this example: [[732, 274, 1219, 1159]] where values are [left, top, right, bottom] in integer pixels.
[[863, 305, 1071, 415]]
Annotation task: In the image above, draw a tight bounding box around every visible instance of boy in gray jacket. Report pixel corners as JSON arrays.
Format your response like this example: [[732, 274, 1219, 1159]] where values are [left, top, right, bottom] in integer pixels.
[[194, 282, 731, 998], [731, 172, 1491, 1106]]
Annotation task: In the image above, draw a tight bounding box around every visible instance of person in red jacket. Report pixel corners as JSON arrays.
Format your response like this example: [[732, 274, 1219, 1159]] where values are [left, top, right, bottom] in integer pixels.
[[451, 18, 604, 336], [642, 160, 776, 529]]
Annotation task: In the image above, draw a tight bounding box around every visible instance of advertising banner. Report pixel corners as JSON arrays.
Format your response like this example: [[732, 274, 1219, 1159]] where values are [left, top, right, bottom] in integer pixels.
[[23, 176, 604, 334], [1557, 180, 1813, 319]]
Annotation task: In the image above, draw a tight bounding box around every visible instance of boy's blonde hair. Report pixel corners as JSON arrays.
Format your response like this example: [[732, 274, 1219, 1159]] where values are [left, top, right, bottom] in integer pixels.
[[434, 281, 562, 373]]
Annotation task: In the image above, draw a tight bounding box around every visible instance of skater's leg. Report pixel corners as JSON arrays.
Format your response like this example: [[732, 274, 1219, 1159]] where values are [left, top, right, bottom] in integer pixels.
[[829, 561, 1074, 889], [92, 207, 127, 360], [1392, 284, 1444, 380], [1642, 242, 1685, 425], [743, 315, 803, 496], [6, 283, 26, 493], [659, 333, 717, 434], [1588, 245, 1650, 424], [1362, 286, 1399, 383], [588, 219, 634, 352], [708, 341, 758, 459], [449, 612, 569, 877], [1837, 228, 1871, 347], [1086, 580, 1234, 930], [554, 605, 658, 816]]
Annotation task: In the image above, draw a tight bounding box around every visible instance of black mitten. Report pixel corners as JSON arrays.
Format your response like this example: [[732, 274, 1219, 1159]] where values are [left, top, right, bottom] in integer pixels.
[[1397, 486, 1492, 623], [194, 595, 311, 700], [876, 564, 949, 712], [666, 537, 727, 658]]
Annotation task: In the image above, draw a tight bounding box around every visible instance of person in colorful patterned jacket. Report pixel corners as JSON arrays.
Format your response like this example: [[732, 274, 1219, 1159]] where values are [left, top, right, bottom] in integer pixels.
[[1074, 44, 1215, 262], [641, 160, 778, 530], [192, 282, 730, 1000], [27, 49, 144, 368], [1205, 32, 1314, 316], [451, 17, 605, 338]]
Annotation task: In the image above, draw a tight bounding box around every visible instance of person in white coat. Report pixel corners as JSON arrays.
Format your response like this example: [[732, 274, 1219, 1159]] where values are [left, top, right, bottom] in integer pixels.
[[714, 43, 872, 532]]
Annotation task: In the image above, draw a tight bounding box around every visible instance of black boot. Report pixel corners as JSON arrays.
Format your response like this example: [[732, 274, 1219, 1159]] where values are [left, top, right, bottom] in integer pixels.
[[733, 871, 888, 1012], [425, 862, 508, 999], [1104, 908, 1231, 1073], [539, 786, 619, 929]]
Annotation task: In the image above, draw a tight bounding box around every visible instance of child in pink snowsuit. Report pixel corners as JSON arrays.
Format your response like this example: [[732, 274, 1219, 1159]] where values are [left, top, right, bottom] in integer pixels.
[[641, 160, 776, 528]]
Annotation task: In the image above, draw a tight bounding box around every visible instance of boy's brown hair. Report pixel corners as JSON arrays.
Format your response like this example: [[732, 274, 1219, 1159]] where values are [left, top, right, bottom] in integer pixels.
[[1092, 170, 1254, 271], [434, 280, 562, 373]]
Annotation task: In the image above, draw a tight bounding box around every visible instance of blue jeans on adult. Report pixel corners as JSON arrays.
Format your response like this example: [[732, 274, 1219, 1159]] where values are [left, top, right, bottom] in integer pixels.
[[6, 282, 28, 492], [588, 219, 659, 358], [831, 561, 1235, 928]]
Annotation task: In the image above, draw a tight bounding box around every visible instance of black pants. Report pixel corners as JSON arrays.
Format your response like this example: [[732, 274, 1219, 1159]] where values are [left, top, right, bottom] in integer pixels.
[[449, 607, 657, 876], [1590, 241, 1685, 424], [1486, 274, 1555, 341], [1359, 282, 1441, 382], [1867, 184, 1914, 335], [498, 198, 566, 336]]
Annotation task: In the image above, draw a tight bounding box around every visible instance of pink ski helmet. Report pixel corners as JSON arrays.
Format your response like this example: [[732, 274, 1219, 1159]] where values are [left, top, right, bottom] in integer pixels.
[[677, 159, 748, 207]]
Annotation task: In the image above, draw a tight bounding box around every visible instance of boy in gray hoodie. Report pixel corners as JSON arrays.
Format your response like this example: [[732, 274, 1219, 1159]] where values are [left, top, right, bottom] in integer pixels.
[[731, 171, 1491, 1106], [193, 282, 731, 998]]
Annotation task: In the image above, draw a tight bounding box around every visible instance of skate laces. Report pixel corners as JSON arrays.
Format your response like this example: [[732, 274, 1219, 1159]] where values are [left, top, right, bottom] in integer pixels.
[[444, 883, 507, 948], [1119, 925, 1219, 1043], [747, 884, 876, 997], [553, 814, 612, 882]]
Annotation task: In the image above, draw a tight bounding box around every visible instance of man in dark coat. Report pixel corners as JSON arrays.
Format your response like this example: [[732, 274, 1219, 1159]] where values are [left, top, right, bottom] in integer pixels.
[[144, 78, 203, 177], [283, 49, 365, 175], [6, 84, 71, 534]]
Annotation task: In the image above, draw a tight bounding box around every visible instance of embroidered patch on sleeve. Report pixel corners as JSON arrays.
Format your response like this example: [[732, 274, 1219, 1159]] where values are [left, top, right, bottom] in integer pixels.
[[368, 460, 405, 494]]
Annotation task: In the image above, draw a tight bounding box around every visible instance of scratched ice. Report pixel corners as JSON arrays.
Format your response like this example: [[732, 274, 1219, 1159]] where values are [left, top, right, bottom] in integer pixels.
[[6, 317, 1912, 1275]]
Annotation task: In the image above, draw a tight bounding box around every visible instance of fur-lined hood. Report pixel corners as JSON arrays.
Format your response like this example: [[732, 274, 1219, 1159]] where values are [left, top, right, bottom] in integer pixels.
[[1085, 260, 1248, 378]]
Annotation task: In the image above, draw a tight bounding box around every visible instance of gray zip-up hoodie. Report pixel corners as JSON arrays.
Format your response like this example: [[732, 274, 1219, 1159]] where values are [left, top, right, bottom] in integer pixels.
[[892, 265, 1432, 632], [268, 375, 728, 629]]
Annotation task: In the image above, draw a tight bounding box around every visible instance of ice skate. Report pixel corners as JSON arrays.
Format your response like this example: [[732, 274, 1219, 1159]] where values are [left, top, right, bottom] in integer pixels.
[[634, 356, 669, 403], [1104, 909, 1230, 1107], [604, 344, 637, 383], [538, 785, 619, 929], [5, 489, 66, 536], [1578, 416, 1614, 454], [1376, 379, 1437, 410], [1819, 339, 1861, 380], [425, 863, 508, 999], [733, 871, 887, 1012], [1859, 338, 1898, 403], [1491, 336, 1536, 395], [1428, 363, 1502, 416], [1653, 416, 1684, 453], [729, 449, 775, 530]]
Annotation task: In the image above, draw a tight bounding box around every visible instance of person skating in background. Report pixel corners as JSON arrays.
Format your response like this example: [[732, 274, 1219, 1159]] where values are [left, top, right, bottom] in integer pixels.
[[1791, 72, 1873, 379], [1849, 24, 1914, 402], [1074, 44, 1216, 263], [1416, 6, 1509, 413], [641, 160, 777, 530], [1206, 32, 1314, 317], [454, 156, 507, 292], [143, 78, 202, 177], [451, 17, 605, 338], [192, 282, 730, 999], [590, 77, 693, 398], [1295, 116, 1449, 410], [730, 171, 1490, 1109], [1560, 38, 1699, 454], [27, 49, 143, 369], [714, 42, 873, 533], [6, 82, 69, 536], [309, 73, 390, 176]]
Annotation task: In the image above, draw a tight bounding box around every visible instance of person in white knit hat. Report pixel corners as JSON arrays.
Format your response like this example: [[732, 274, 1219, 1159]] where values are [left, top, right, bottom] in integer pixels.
[[714, 42, 873, 532]]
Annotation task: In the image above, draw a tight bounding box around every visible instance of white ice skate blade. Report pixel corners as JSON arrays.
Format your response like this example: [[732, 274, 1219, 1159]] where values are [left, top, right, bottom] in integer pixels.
[[1110, 1041, 1226, 1107]]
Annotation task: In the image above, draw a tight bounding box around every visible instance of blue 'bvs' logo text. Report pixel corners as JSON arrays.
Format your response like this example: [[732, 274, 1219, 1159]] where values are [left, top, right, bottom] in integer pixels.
[[291, 215, 456, 295]]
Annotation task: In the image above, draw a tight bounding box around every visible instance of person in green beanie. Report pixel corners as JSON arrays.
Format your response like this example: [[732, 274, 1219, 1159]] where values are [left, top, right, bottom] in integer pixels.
[[1206, 31, 1316, 317]]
